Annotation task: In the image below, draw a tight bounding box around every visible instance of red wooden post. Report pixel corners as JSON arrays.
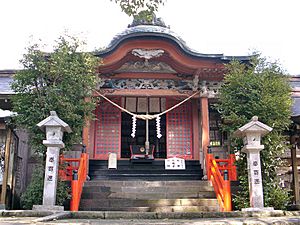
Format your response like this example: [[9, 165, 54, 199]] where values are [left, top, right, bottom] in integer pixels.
[[82, 98, 90, 151], [200, 96, 210, 176], [70, 170, 79, 211], [81, 145, 88, 182], [223, 170, 232, 211], [229, 153, 237, 181], [207, 146, 213, 180]]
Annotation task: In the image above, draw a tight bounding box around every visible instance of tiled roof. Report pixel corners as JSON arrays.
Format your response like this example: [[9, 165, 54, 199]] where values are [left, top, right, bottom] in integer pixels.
[[292, 98, 300, 117], [291, 75, 300, 117], [94, 19, 252, 62], [0, 76, 14, 95], [0, 109, 16, 118]]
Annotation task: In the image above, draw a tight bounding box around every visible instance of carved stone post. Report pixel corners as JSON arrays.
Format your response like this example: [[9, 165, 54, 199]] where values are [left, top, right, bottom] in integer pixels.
[[234, 116, 273, 211], [34, 111, 71, 211]]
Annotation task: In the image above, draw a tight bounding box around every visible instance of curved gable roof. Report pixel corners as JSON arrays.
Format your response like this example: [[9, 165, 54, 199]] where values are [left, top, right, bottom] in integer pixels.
[[94, 18, 252, 62]]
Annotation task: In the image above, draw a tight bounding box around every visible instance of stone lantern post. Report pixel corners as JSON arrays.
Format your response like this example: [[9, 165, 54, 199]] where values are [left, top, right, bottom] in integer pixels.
[[35, 111, 72, 210], [233, 116, 273, 211]]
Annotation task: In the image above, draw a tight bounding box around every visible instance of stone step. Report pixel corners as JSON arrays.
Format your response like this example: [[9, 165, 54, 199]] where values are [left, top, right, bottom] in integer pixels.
[[90, 166, 201, 170], [80, 198, 218, 208], [81, 191, 216, 200], [79, 205, 219, 212], [89, 169, 201, 174], [90, 164, 201, 169], [89, 160, 201, 166], [82, 185, 214, 194], [88, 160, 203, 181], [90, 174, 202, 181], [81, 160, 217, 212], [84, 180, 211, 187]]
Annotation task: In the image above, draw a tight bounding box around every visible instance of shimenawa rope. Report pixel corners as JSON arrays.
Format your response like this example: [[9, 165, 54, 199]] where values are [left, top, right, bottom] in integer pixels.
[[94, 90, 200, 120]]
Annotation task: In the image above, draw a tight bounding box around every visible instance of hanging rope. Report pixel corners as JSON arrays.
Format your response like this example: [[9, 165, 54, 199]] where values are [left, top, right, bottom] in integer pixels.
[[94, 90, 200, 120]]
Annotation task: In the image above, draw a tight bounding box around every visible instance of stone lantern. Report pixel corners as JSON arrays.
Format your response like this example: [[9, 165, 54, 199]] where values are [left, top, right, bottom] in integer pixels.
[[233, 116, 273, 211], [35, 111, 72, 210]]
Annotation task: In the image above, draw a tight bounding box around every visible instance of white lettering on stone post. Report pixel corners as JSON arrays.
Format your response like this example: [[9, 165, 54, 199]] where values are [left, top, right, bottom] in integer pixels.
[[233, 116, 273, 211], [36, 111, 72, 208], [247, 149, 264, 208], [43, 148, 59, 205]]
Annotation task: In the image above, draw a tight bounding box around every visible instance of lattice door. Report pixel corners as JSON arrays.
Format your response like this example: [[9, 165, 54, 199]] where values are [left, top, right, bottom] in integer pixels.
[[93, 97, 121, 159], [166, 99, 193, 159]]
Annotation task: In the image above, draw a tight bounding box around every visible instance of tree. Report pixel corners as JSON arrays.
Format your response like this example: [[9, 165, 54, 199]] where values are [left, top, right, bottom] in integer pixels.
[[112, 0, 164, 21], [12, 36, 98, 155], [215, 56, 292, 209]]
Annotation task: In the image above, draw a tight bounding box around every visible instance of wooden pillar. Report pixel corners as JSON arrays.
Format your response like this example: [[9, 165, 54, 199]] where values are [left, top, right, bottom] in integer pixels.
[[82, 97, 91, 150], [291, 135, 300, 205], [82, 118, 90, 176], [82, 119, 89, 149], [200, 95, 210, 176], [1, 128, 12, 205]]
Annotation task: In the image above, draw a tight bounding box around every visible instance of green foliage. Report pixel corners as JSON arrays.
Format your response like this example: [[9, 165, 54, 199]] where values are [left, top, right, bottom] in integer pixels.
[[216, 56, 292, 209], [20, 166, 70, 209], [113, 0, 164, 21], [263, 182, 291, 210], [232, 173, 250, 209], [20, 166, 44, 209], [11, 35, 98, 155]]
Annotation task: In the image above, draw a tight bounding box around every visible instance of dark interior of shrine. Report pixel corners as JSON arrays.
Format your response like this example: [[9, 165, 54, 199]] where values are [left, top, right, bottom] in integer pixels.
[[121, 112, 166, 158]]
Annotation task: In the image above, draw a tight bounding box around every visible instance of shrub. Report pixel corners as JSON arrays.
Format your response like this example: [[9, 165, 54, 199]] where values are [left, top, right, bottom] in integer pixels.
[[216, 56, 292, 209], [20, 166, 70, 209]]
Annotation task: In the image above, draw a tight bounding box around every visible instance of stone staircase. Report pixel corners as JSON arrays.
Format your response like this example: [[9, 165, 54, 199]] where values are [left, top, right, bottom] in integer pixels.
[[80, 180, 219, 212], [88, 160, 203, 181], [79, 160, 219, 212]]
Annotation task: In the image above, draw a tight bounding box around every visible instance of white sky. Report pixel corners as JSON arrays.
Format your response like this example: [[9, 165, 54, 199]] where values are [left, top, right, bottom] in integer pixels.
[[0, 0, 299, 75]]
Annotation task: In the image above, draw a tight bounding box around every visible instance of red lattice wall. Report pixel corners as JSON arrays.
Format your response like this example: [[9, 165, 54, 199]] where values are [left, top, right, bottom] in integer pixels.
[[166, 99, 193, 159], [93, 97, 121, 159]]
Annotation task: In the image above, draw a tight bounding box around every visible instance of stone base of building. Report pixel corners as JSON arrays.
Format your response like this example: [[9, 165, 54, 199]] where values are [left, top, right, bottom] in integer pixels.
[[242, 207, 274, 212], [32, 205, 64, 211], [288, 204, 300, 211]]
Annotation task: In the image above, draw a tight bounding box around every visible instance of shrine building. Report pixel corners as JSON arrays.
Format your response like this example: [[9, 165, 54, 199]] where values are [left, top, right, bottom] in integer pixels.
[[59, 17, 255, 212], [83, 17, 251, 168], [1, 16, 300, 212]]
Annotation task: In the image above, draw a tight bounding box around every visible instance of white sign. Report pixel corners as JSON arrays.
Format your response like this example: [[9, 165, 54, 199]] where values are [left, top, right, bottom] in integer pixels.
[[165, 157, 185, 170], [108, 153, 117, 169]]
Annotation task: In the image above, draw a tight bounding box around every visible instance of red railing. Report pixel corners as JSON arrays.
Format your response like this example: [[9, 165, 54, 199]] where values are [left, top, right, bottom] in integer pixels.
[[59, 145, 88, 211], [206, 147, 237, 212]]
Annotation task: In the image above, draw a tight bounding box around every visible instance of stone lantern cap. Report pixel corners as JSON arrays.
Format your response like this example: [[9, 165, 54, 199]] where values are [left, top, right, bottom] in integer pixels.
[[37, 111, 72, 133], [233, 116, 272, 138]]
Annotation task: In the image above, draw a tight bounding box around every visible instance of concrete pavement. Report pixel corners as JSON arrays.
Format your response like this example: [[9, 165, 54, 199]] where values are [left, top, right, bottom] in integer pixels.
[[0, 210, 300, 225], [1, 216, 300, 224]]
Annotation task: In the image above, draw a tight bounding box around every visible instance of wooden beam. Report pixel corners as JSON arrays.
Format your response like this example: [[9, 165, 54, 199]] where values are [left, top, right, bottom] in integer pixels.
[[94, 89, 195, 97], [102, 73, 180, 80]]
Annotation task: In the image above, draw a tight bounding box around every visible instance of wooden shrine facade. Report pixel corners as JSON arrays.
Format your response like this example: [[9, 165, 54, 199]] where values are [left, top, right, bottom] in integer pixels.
[[83, 18, 251, 163]]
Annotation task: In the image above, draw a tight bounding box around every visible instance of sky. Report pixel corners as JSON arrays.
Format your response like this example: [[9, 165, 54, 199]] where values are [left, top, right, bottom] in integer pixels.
[[0, 0, 299, 75]]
